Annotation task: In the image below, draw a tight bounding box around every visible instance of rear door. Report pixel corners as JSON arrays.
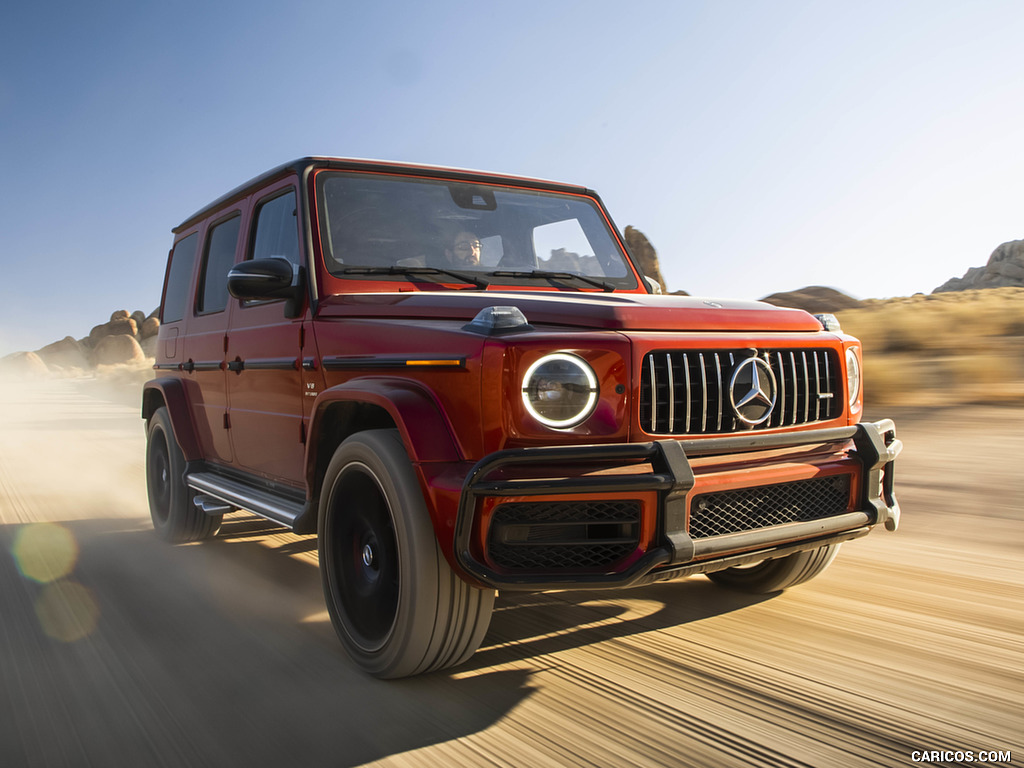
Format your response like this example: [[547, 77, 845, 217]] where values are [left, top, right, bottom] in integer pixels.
[[186, 210, 245, 465]]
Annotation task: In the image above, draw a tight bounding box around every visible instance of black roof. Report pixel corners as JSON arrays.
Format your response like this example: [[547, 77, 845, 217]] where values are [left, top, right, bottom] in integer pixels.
[[172, 157, 595, 234]]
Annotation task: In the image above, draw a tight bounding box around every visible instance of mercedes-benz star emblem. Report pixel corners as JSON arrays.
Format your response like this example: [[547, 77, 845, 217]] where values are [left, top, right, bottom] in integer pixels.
[[729, 356, 778, 426]]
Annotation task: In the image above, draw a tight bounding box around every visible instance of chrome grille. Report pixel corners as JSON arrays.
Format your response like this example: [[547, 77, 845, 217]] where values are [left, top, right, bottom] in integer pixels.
[[639, 349, 840, 435]]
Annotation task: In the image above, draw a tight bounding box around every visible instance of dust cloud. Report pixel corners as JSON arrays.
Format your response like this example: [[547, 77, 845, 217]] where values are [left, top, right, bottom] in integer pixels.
[[0, 371, 150, 527]]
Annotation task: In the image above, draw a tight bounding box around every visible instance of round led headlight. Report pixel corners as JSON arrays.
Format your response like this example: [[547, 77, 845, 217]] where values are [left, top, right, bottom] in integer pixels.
[[845, 347, 861, 407], [521, 353, 599, 429]]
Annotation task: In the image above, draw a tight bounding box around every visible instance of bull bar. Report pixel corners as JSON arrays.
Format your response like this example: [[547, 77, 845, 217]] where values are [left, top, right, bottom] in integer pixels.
[[453, 420, 902, 591]]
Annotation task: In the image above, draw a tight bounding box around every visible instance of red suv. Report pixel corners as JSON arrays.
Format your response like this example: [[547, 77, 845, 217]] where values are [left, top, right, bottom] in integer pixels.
[[144, 157, 901, 678]]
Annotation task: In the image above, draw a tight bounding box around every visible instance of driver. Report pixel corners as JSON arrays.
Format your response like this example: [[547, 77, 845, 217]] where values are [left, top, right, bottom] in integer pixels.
[[445, 230, 482, 267]]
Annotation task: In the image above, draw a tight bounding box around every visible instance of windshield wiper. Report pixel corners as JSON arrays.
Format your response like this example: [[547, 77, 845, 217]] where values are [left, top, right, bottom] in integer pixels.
[[342, 266, 489, 290], [488, 270, 615, 292]]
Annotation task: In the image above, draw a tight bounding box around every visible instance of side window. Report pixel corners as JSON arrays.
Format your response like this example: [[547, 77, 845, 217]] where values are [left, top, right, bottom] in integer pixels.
[[478, 234, 504, 267], [196, 214, 241, 314], [250, 190, 299, 266], [533, 218, 626, 277], [162, 233, 198, 323]]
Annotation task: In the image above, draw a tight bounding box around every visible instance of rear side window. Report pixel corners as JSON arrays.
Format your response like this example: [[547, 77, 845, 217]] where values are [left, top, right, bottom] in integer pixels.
[[250, 190, 299, 266], [162, 233, 198, 323], [196, 215, 241, 314]]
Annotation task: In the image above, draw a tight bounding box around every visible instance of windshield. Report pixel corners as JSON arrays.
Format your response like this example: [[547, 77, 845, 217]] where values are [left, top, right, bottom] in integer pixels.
[[315, 172, 638, 290]]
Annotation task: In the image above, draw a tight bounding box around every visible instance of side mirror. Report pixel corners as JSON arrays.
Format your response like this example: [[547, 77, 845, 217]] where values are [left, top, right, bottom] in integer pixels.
[[228, 258, 304, 317]]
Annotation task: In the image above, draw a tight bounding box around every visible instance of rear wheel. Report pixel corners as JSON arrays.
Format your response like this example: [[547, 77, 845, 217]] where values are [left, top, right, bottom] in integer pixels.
[[146, 407, 221, 542], [706, 543, 841, 594], [318, 429, 494, 678]]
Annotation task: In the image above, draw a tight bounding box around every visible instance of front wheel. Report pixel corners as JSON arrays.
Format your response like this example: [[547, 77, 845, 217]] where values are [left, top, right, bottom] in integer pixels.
[[706, 543, 841, 594], [318, 429, 494, 678]]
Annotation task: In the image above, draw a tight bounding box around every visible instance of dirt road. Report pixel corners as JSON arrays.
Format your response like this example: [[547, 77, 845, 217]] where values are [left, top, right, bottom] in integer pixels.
[[1, 378, 1020, 767]]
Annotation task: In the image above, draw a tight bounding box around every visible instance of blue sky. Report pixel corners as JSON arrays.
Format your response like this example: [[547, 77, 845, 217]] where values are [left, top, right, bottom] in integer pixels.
[[2, 0, 1022, 355]]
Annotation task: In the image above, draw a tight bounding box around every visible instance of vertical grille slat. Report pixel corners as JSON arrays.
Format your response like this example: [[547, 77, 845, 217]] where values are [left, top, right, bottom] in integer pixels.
[[788, 352, 798, 427], [683, 353, 692, 433], [666, 353, 675, 433], [813, 352, 821, 422], [775, 351, 786, 428], [714, 353, 724, 432], [699, 354, 708, 433], [639, 348, 841, 435], [798, 352, 806, 423], [647, 354, 658, 432]]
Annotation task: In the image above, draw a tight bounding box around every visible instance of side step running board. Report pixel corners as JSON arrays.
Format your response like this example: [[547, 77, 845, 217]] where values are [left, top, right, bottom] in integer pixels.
[[187, 471, 308, 531], [193, 495, 232, 515]]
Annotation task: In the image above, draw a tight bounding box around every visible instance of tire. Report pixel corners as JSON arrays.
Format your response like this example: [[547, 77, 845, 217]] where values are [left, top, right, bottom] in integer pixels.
[[706, 543, 841, 594], [146, 407, 222, 542], [318, 429, 494, 678]]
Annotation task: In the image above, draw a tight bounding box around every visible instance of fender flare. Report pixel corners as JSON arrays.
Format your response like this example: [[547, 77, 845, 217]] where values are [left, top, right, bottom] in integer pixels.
[[142, 377, 202, 462], [305, 377, 464, 484]]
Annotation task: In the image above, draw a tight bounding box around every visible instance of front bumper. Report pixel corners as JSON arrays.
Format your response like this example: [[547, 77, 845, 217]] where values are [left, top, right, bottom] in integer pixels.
[[454, 419, 902, 591]]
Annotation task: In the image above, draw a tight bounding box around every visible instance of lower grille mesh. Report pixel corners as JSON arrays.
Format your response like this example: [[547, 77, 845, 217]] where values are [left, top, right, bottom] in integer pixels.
[[689, 475, 852, 539], [488, 500, 641, 571]]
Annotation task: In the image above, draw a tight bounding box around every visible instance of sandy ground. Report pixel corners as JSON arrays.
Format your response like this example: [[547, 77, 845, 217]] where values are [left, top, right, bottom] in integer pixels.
[[0, 377, 1020, 767]]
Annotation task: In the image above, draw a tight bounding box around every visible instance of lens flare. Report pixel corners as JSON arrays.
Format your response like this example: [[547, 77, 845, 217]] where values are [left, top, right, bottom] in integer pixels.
[[12, 523, 79, 584], [35, 580, 99, 643]]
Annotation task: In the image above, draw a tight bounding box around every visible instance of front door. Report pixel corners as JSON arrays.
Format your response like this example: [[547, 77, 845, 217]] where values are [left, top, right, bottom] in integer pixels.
[[225, 184, 307, 485]]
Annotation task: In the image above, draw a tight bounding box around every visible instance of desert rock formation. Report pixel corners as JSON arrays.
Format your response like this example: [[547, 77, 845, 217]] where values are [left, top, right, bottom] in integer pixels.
[[934, 239, 1024, 292], [759, 285, 863, 314], [1, 309, 159, 376], [623, 226, 667, 293]]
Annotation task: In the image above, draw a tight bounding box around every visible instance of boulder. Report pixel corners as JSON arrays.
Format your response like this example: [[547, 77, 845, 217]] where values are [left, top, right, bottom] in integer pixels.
[[0, 351, 49, 377], [91, 334, 146, 366], [141, 316, 160, 339], [89, 316, 138, 343], [623, 226, 668, 293], [35, 336, 90, 370], [760, 286, 862, 314], [934, 239, 1024, 292]]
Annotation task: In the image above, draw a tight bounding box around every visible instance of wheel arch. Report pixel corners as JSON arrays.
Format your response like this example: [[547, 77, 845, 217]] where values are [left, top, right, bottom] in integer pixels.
[[305, 377, 464, 498], [142, 378, 202, 462]]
